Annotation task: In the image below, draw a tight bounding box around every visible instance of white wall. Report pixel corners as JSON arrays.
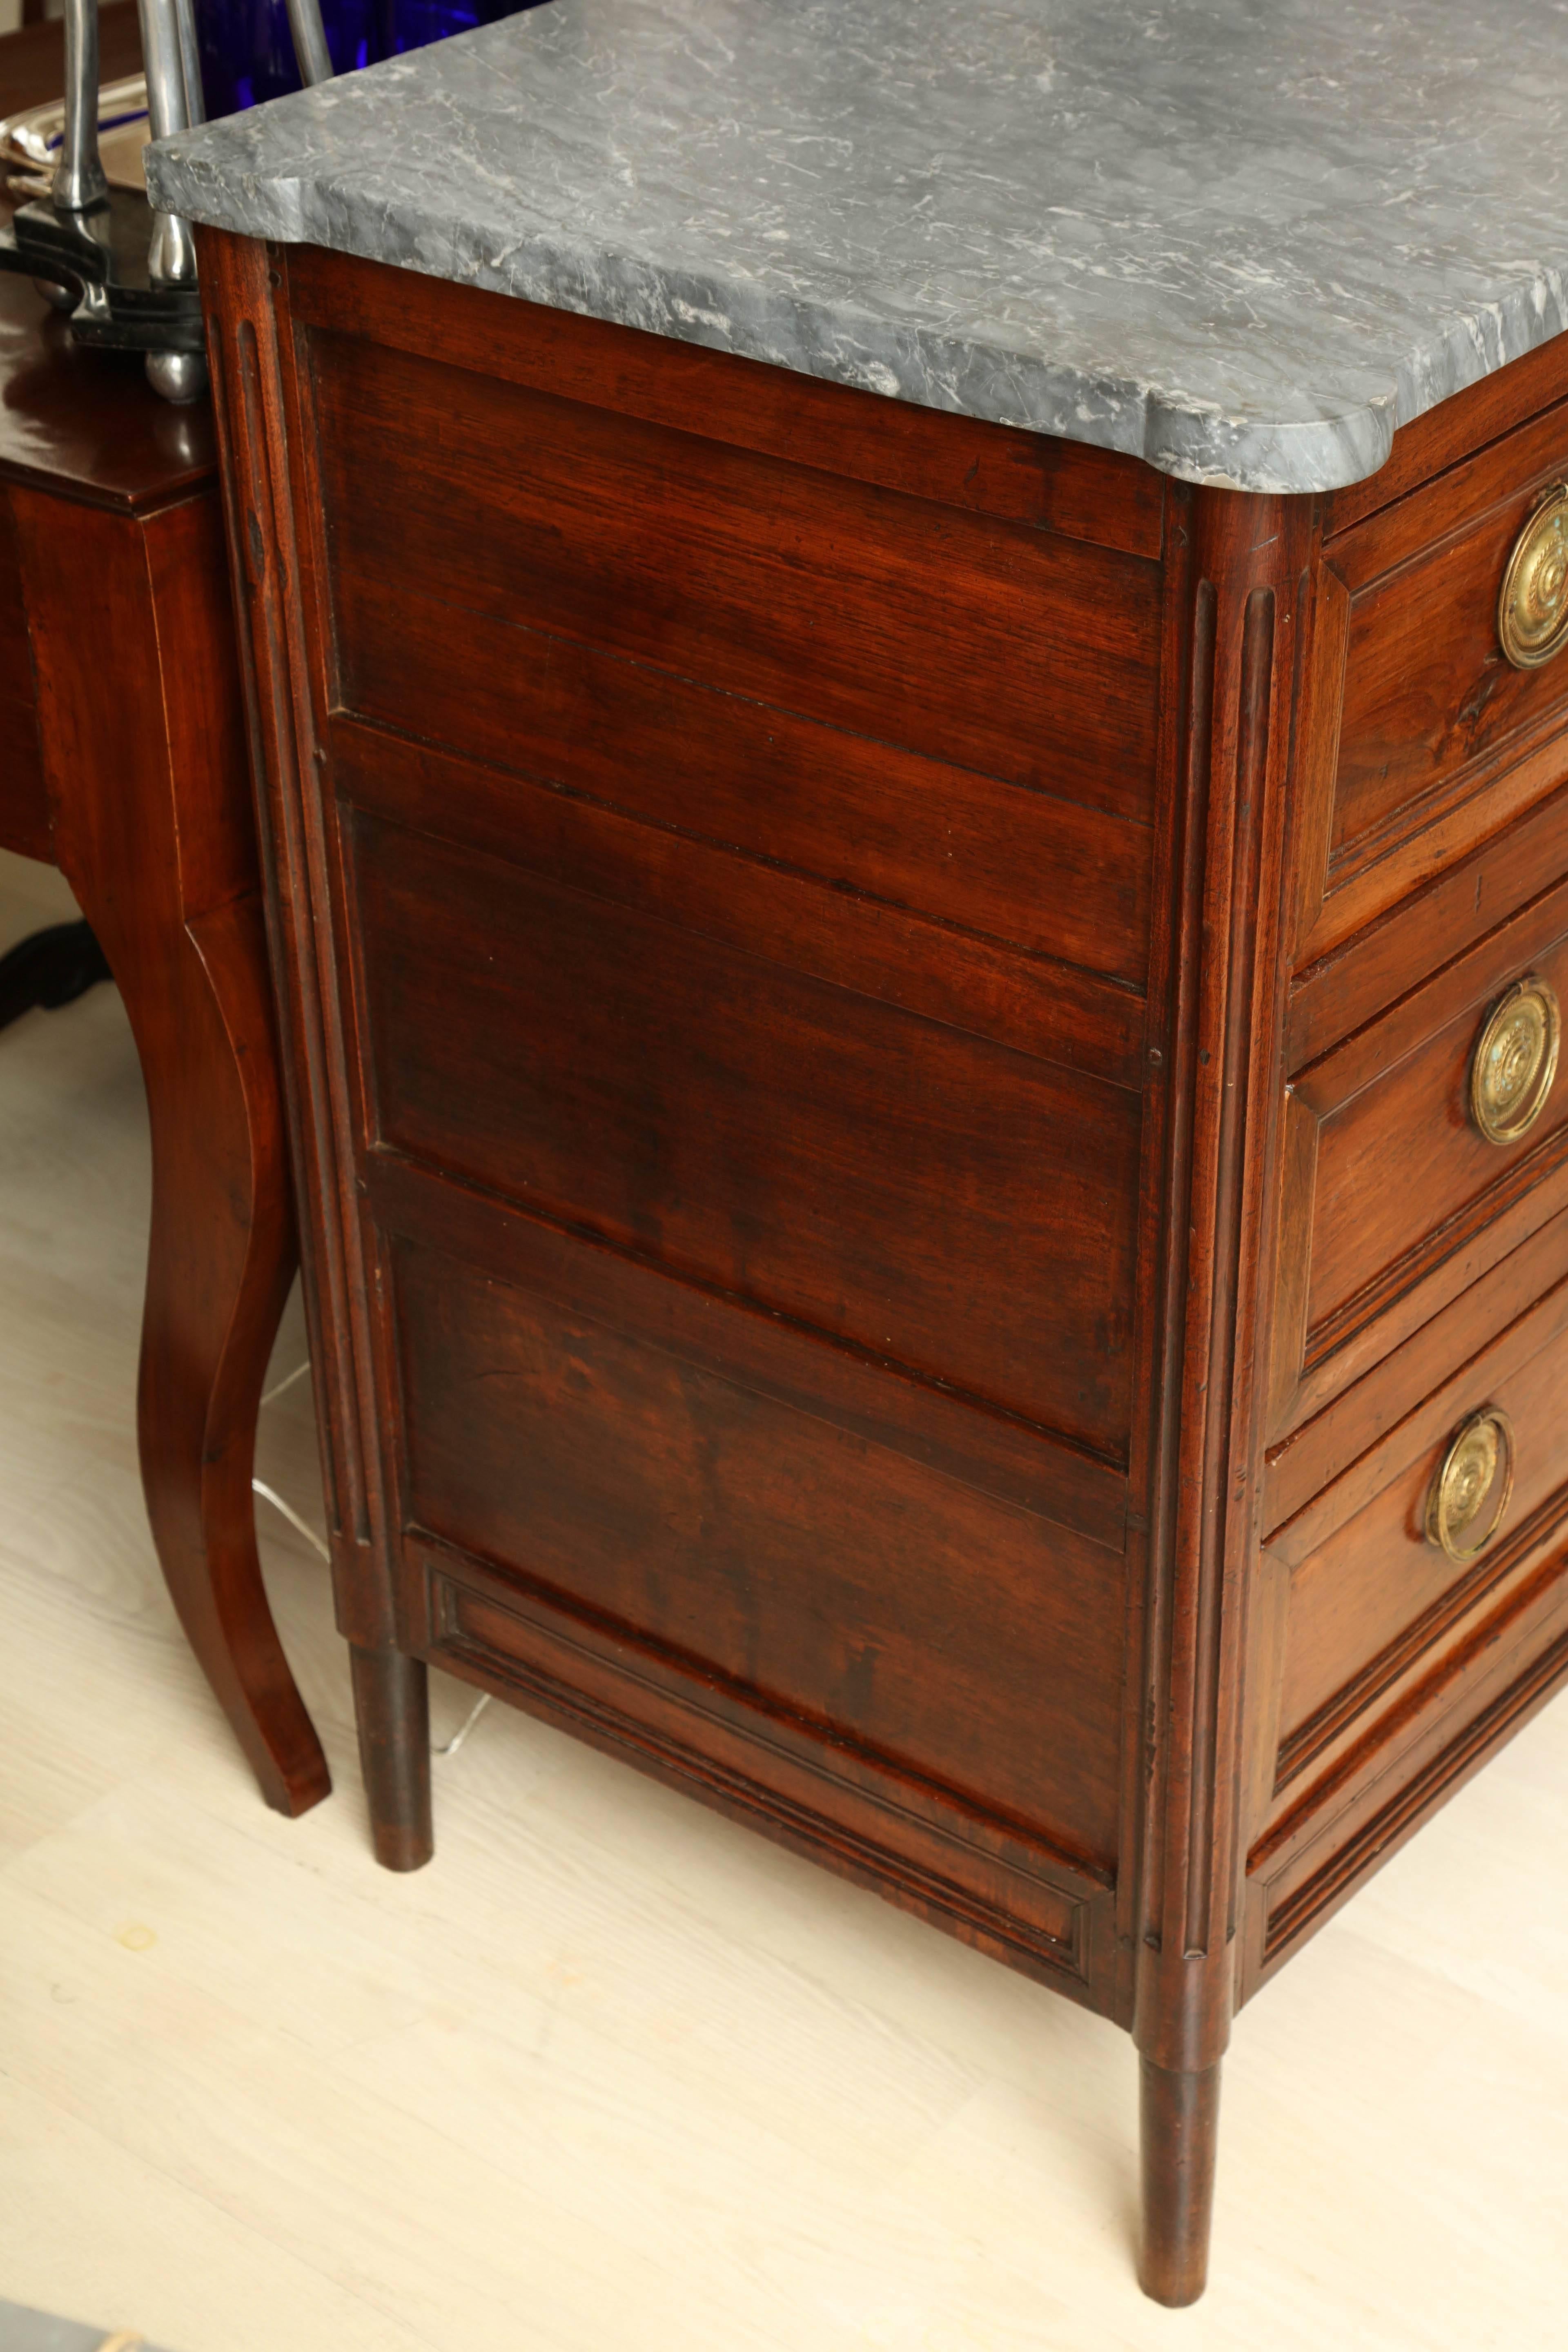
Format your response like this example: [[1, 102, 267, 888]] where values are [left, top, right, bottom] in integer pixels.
[[0, 0, 24, 39]]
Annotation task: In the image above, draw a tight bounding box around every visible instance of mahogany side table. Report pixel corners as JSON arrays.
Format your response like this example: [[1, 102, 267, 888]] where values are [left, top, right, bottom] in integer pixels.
[[0, 7, 327, 1817]]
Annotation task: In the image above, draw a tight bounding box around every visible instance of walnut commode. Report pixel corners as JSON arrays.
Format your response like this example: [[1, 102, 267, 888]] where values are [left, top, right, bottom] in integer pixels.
[[200, 232, 1568, 2304]]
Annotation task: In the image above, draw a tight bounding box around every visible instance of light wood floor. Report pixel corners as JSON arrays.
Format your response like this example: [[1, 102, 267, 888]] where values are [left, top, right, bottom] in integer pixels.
[[1, 843, 1565, 2350]]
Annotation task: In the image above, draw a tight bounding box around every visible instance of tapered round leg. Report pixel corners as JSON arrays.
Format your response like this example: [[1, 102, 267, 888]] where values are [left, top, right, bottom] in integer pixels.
[[350, 1643, 434, 1871], [1138, 2056, 1221, 2306]]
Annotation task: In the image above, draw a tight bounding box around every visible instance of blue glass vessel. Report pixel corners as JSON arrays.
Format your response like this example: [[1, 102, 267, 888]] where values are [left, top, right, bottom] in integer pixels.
[[196, 0, 374, 115], [194, 0, 546, 122], [379, 0, 535, 62]]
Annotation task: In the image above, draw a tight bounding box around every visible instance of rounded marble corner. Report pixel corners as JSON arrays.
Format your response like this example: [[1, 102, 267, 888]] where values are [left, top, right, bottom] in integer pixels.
[[1137, 396, 1399, 497]]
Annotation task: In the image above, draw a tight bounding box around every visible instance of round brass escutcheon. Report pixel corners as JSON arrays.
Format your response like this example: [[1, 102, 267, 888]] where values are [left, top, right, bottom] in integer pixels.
[[1426, 1406, 1515, 1565], [1499, 483, 1568, 668], [1469, 975, 1561, 1146]]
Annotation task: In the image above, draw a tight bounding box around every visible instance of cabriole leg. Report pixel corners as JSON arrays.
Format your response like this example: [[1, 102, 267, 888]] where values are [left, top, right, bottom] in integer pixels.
[[129, 898, 329, 1817], [9, 479, 331, 1821]]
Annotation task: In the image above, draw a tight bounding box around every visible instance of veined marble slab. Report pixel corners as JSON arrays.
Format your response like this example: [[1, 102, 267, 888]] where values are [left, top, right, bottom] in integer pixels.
[[148, 0, 1568, 493]]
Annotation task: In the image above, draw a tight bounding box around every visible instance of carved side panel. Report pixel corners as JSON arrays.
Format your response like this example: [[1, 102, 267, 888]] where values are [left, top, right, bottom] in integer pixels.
[[1134, 490, 1318, 2075], [199, 227, 396, 1644]]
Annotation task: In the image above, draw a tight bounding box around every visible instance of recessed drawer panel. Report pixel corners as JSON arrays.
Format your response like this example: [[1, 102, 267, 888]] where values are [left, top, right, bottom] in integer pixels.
[[1296, 399, 1568, 965], [1264, 1269, 1568, 1811], [348, 808, 1143, 1457], [1245, 1542, 1568, 1992], [1288, 777, 1568, 1071], [390, 1231, 1128, 1870], [1266, 1198, 1568, 1537], [331, 572, 1155, 992], [313, 330, 1162, 824], [310, 324, 1163, 991], [1272, 874, 1568, 1437]]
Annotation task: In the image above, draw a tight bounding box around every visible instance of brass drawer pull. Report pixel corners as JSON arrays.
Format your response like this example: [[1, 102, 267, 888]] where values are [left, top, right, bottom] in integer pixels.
[[1499, 482, 1568, 668], [1426, 1406, 1515, 1564], [1469, 975, 1560, 1145]]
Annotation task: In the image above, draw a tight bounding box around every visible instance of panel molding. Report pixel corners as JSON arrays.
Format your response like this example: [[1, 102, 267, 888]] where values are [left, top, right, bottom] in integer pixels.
[[309, 323, 1162, 828], [1274, 1484, 1568, 1795], [1247, 1568, 1568, 1987], [331, 715, 1149, 1089], [366, 1145, 1131, 1552], [1265, 1197, 1568, 1534], [411, 1539, 1116, 2011], [1288, 775, 1568, 1072]]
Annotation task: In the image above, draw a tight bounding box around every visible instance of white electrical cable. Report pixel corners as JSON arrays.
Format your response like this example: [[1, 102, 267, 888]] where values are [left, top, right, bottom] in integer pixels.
[[251, 1478, 331, 1563], [434, 1692, 492, 1761], [251, 1464, 492, 1761], [261, 1359, 312, 1408]]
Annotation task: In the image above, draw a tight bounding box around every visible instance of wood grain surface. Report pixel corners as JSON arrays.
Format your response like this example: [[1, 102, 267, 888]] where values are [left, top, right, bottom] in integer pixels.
[[4, 843, 1568, 2352], [313, 327, 1163, 826], [198, 218, 1568, 2311]]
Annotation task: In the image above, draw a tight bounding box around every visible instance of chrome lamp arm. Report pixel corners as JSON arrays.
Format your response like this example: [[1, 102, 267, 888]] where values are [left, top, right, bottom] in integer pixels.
[[136, 0, 208, 396], [54, 0, 110, 213], [14, 0, 337, 403], [286, 0, 336, 87]]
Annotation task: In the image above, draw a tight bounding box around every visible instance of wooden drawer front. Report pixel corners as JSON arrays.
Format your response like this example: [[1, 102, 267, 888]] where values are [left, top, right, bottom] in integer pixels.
[[1264, 1270, 1568, 1812], [1245, 1543, 1568, 1992], [1296, 398, 1568, 965], [0, 491, 48, 862], [1287, 777, 1568, 1071], [1266, 1198, 1568, 1537], [1272, 876, 1568, 1437], [390, 1226, 1127, 1875], [349, 803, 1142, 1458], [310, 325, 1163, 989]]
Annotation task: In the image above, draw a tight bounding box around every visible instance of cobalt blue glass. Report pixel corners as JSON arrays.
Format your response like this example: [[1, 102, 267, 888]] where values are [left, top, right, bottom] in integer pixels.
[[379, 0, 541, 61], [194, 0, 548, 122], [196, 0, 378, 116]]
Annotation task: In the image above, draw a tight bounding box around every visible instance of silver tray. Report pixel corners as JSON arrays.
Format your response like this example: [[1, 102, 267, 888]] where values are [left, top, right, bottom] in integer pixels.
[[0, 76, 149, 201]]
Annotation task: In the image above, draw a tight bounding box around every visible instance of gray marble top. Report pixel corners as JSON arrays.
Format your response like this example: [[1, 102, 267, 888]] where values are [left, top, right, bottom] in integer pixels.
[[148, 0, 1568, 494]]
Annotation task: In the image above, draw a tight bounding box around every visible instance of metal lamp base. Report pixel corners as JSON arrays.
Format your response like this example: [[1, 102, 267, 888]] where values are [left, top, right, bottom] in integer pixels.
[[0, 190, 205, 393], [4, 0, 332, 403]]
